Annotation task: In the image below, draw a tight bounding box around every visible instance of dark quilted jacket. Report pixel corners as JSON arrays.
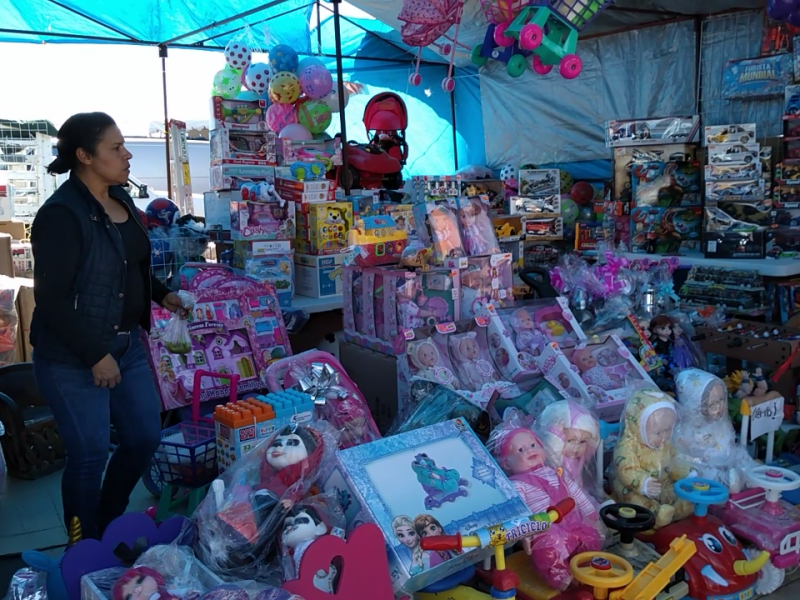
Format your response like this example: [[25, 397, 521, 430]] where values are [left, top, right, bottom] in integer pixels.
[[30, 174, 166, 366]]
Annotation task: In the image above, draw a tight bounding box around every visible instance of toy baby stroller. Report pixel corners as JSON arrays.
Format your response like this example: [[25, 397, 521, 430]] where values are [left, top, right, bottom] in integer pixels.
[[363, 93, 409, 166], [397, 0, 469, 92], [471, 0, 533, 76]]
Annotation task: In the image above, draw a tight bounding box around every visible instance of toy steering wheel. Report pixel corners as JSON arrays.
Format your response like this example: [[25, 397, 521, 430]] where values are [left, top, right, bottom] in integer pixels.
[[570, 552, 633, 592], [674, 478, 728, 517], [746, 465, 800, 503], [600, 503, 656, 545]]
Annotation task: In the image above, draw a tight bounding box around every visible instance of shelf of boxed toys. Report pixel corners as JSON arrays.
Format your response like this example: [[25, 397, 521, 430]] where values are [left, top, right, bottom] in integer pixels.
[[622, 250, 800, 278]]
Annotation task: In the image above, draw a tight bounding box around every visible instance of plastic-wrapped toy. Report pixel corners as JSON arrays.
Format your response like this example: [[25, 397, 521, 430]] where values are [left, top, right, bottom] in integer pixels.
[[571, 346, 623, 390], [133, 544, 210, 600], [413, 202, 466, 264], [488, 409, 603, 590], [510, 306, 547, 356], [610, 389, 694, 528], [674, 369, 756, 492], [453, 195, 501, 256], [667, 311, 705, 370], [194, 421, 338, 581], [538, 400, 601, 499], [280, 492, 345, 586], [448, 331, 497, 390], [406, 336, 457, 389], [649, 314, 674, 360], [113, 567, 179, 600]]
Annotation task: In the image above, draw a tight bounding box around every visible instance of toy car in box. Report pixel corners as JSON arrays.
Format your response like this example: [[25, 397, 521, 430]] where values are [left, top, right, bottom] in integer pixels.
[[777, 162, 800, 185], [460, 179, 504, 214], [518, 169, 560, 197], [492, 214, 524, 241], [508, 194, 560, 215], [703, 206, 766, 259], [785, 84, 800, 115], [767, 227, 800, 259], [705, 179, 766, 202], [704, 123, 756, 146], [705, 163, 762, 181], [630, 160, 701, 207], [709, 200, 772, 227], [708, 142, 760, 165], [524, 216, 562, 240], [605, 115, 700, 148], [774, 185, 800, 208]]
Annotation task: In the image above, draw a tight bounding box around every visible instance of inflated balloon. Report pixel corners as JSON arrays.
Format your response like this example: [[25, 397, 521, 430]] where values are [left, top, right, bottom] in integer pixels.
[[268, 71, 301, 104], [789, 9, 800, 26], [768, 0, 795, 20], [212, 66, 241, 99], [278, 123, 313, 141], [299, 65, 333, 100], [322, 81, 349, 112], [269, 45, 299, 74], [265, 103, 297, 133], [297, 100, 332, 135], [296, 56, 325, 75], [224, 40, 252, 71], [237, 90, 260, 101], [245, 63, 272, 95], [570, 181, 595, 204], [561, 197, 579, 226]]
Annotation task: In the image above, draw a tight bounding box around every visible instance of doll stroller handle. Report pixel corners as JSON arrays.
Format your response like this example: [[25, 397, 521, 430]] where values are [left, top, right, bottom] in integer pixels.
[[519, 266, 559, 299]]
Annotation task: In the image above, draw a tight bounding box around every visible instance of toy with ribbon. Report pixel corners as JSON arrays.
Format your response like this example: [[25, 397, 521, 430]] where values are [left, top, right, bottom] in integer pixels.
[[263, 350, 382, 449]]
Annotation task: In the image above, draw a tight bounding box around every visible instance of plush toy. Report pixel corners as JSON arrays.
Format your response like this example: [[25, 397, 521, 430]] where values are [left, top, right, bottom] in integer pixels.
[[610, 389, 695, 528], [490, 411, 603, 591], [674, 369, 756, 492]]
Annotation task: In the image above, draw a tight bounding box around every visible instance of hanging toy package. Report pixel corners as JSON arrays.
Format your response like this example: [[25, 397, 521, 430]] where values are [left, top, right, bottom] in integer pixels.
[[162, 291, 197, 355]]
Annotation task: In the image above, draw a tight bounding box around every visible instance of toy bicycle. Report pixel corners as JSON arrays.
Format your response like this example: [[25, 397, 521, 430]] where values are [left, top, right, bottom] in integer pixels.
[[416, 498, 575, 599], [641, 478, 770, 600], [712, 465, 800, 594]]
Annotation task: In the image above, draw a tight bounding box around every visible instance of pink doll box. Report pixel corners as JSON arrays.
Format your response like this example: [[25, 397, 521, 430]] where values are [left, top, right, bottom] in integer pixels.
[[450, 195, 501, 257], [230, 199, 296, 241], [146, 275, 291, 410], [446, 254, 515, 320], [538, 335, 654, 421], [209, 128, 277, 166], [343, 265, 398, 355], [319, 418, 530, 595], [412, 201, 466, 265]]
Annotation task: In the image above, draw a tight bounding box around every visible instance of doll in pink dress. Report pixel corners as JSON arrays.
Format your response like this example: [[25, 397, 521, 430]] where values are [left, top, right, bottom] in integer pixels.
[[490, 411, 603, 590], [572, 347, 622, 391], [449, 332, 497, 391], [457, 198, 500, 257]]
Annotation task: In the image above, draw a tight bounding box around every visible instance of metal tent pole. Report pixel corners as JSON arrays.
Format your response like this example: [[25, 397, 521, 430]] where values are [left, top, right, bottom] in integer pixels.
[[159, 45, 172, 194], [331, 0, 350, 195]]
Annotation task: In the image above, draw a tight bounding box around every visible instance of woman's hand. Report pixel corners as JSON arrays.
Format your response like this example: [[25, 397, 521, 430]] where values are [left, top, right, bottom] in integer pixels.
[[92, 354, 121, 388], [161, 292, 189, 317]]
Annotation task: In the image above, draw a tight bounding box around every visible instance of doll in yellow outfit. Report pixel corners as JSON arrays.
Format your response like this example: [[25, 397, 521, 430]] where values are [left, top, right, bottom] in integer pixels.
[[610, 388, 696, 528]]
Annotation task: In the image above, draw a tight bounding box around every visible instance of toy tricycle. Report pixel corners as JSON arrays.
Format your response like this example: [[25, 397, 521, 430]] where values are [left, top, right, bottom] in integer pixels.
[[640, 478, 770, 600], [711, 465, 800, 595], [471, 23, 532, 77], [497, 0, 613, 79]]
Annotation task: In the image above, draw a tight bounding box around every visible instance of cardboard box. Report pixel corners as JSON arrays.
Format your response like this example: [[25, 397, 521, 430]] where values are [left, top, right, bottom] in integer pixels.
[[0, 234, 14, 277], [11, 242, 33, 277], [209, 96, 267, 132], [203, 191, 235, 230], [703, 229, 766, 259], [209, 128, 276, 165], [275, 177, 331, 193], [0, 186, 14, 223], [294, 252, 346, 298], [229, 199, 295, 241], [232, 240, 293, 267], [606, 115, 701, 148], [276, 188, 334, 203], [210, 164, 275, 192], [295, 201, 353, 254], [0, 221, 26, 240], [339, 340, 398, 431], [320, 418, 531, 595]]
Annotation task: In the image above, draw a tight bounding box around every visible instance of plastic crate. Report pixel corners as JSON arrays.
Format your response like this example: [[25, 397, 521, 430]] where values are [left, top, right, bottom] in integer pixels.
[[552, 0, 613, 31]]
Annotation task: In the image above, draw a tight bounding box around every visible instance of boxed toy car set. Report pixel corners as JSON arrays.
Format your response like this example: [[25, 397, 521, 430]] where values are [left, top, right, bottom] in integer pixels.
[[605, 115, 700, 148]]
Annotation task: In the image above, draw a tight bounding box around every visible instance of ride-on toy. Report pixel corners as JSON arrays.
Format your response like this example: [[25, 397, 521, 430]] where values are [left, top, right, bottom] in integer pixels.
[[471, 23, 532, 77], [497, 0, 613, 79], [712, 465, 800, 594], [640, 478, 770, 600]]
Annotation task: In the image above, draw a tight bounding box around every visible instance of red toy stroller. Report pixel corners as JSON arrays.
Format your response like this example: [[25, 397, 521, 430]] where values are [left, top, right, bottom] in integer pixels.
[[364, 92, 409, 166], [397, 0, 469, 92]]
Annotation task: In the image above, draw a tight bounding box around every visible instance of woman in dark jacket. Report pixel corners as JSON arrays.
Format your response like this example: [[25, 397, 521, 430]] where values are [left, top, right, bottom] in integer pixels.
[[30, 112, 185, 539]]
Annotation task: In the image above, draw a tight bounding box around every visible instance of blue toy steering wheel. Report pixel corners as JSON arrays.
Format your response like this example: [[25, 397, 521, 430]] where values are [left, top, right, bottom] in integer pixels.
[[674, 477, 729, 517]]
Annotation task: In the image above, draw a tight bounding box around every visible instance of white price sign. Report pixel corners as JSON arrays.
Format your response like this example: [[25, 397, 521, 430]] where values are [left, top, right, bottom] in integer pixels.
[[750, 395, 784, 441]]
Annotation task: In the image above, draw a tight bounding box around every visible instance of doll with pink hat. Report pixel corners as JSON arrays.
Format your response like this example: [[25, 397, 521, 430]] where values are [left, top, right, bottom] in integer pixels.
[[113, 567, 178, 600], [488, 409, 604, 591]]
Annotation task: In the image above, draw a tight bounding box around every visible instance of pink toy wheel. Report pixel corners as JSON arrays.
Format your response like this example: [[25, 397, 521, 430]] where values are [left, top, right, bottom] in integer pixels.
[[409, 72, 422, 86], [532, 55, 553, 75], [559, 54, 583, 79], [519, 24, 543, 50], [493, 22, 514, 47], [442, 43, 452, 56], [442, 77, 455, 93]]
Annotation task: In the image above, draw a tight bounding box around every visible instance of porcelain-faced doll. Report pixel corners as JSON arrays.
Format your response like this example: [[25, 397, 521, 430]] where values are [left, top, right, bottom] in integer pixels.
[[113, 567, 177, 600], [610, 389, 694, 528], [572, 347, 621, 391], [449, 332, 496, 390], [407, 338, 456, 388], [491, 419, 603, 590], [674, 369, 754, 493], [510, 308, 546, 356], [538, 400, 601, 498], [282, 506, 329, 579]]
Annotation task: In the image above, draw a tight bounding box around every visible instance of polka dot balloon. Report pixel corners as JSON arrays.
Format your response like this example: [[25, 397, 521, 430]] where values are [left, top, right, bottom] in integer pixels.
[[225, 40, 252, 71], [245, 63, 272, 95]]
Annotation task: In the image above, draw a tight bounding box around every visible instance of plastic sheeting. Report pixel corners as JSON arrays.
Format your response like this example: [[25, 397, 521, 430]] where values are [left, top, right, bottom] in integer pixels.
[[479, 19, 697, 168], [700, 11, 783, 138]]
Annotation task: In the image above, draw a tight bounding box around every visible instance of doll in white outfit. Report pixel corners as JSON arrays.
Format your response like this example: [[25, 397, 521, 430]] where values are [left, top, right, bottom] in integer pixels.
[[449, 332, 497, 391], [674, 368, 755, 492], [407, 338, 456, 389], [572, 347, 622, 391]]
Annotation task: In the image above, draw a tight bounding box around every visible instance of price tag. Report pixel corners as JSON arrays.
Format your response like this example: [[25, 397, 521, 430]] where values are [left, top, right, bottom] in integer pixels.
[[750, 395, 784, 441]]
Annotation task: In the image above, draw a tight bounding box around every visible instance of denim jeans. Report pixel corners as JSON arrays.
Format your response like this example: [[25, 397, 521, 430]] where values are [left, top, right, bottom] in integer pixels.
[[34, 330, 161, 539]]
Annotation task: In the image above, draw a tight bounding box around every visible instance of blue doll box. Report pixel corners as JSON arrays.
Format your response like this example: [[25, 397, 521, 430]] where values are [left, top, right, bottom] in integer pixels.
[[320, 418, 530, 595]]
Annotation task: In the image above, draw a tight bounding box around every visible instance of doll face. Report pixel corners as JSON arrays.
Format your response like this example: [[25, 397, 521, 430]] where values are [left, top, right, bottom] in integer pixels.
[[430, 212, 452, 233], [417, 343, 438, 367], [574, 350, 596, 371], [282, 510, 326, 549], [638, 320, 651, 338], [644, 407, 676, 449], [419, 522, 443, 537], [504, 430, 545, 474], [490, 333, 502, 348], [703, 383, 726, 420], [459, 337, 480, 360], [267, 433, 309, 470], [458, 205, 476, 227], [562, 427, 592, 460], [120, 575, 159, 600], [394, 525, 419, 548], [515, 309, 534, 330], [653, 325, 671, 339], [672, 322, 683, 336]]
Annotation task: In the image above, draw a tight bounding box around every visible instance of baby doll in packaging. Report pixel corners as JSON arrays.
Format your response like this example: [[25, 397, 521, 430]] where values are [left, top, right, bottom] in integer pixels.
[[489, 409, 604, 591], [611, 389, 695, 528], [674, 369, 755, 492], [407, 337, 457, 389], [456, 196, 500, 257], [572, 346, 623, 391], [509, 307, 547, 357], [449, 331, 498, 391], [538, 400, 602, 501]]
